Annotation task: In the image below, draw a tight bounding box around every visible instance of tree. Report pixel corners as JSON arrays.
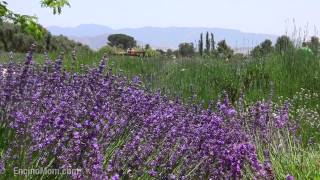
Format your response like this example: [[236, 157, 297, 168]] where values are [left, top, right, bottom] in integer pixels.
[[205, 32, 211, 55], [107, 34, 136, 49], [217, 40, 233, 58], [0, 22, 90, 53], [260, 39, 273, 54], [275, 35, 294, 56], [211, 33, 215, 53], [250, 39, 273, 58], [156, 49, 165, 55], [145, 44, 151, 50], [0, 0, 70, 39], [198, 33, 203, 56], [302, 36, 320, 56], [166, 49, 174, 57], [173, 50, 180, 57], [251, 45, 262, 58], [179, 43, 195, 57], [45, 32, 52, 51]]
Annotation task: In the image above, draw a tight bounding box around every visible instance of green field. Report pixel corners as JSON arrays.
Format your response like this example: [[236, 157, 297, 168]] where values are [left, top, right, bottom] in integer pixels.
[[2, 50, 320, 104]]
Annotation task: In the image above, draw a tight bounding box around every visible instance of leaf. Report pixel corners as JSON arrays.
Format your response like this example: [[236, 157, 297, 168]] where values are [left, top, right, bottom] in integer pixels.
[[0, 0, 68, 39], [40, 0, 70, 14], [0, 3, 8, 16]]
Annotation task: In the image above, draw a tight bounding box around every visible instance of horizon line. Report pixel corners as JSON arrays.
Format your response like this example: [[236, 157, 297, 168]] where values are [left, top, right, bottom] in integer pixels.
[[46, 24, 280, 36]]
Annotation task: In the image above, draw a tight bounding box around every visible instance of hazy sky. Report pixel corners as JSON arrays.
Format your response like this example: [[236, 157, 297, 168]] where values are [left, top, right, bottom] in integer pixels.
[[6, 0, 320, 35]]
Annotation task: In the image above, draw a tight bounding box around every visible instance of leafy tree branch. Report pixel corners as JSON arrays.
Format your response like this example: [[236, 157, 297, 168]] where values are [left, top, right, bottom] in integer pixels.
[[0, 0, 70, 39]]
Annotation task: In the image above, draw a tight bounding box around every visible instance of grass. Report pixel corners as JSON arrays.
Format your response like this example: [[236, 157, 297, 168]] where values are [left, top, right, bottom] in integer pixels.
[[3, 50, 319, 105], [107, 53, 319, 106], [255, 135, 320, 179]]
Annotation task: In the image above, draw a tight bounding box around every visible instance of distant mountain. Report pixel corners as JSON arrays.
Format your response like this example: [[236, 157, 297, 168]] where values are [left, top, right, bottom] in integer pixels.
[[70, 34, 109, 50], [48, 24, 113, 37], [47, 24, 278, 50]]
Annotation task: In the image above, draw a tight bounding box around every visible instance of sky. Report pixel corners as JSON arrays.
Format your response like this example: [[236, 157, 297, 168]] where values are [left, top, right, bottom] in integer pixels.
[[6, 0, 320, 35]]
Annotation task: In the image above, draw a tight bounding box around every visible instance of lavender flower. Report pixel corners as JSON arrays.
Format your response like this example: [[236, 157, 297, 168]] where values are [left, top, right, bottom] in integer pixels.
[[286, 175, 295, 180], [0, 160, 4, 174], [0, 50, 279, 179]]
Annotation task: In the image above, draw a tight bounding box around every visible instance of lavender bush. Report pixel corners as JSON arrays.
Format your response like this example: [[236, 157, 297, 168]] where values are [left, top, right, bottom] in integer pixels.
[[0, 47, 304, 179]]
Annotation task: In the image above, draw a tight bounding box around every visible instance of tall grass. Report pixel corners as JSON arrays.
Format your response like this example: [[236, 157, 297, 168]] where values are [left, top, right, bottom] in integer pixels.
[[1, 50, 320, 105], [108, 54, 320, 107]]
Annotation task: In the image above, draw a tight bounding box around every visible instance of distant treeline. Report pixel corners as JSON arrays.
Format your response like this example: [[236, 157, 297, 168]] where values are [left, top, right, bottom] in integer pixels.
[[179, 32, 320, 59], [0, 23, 91, 53], [250, 35, 320, 58]]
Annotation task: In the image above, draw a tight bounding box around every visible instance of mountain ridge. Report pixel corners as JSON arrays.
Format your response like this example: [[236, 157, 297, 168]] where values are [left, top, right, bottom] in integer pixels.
[[47, 24, 278, 50]]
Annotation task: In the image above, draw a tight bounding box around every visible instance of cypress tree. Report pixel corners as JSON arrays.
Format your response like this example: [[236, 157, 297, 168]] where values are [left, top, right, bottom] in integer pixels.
[[205, 31, 210, 55], [211, 33, 215, 53], [198, 33, 203, 56]]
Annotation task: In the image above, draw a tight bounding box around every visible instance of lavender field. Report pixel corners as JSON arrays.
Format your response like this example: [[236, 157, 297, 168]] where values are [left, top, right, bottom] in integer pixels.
[[0, 45, 319, 179]]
